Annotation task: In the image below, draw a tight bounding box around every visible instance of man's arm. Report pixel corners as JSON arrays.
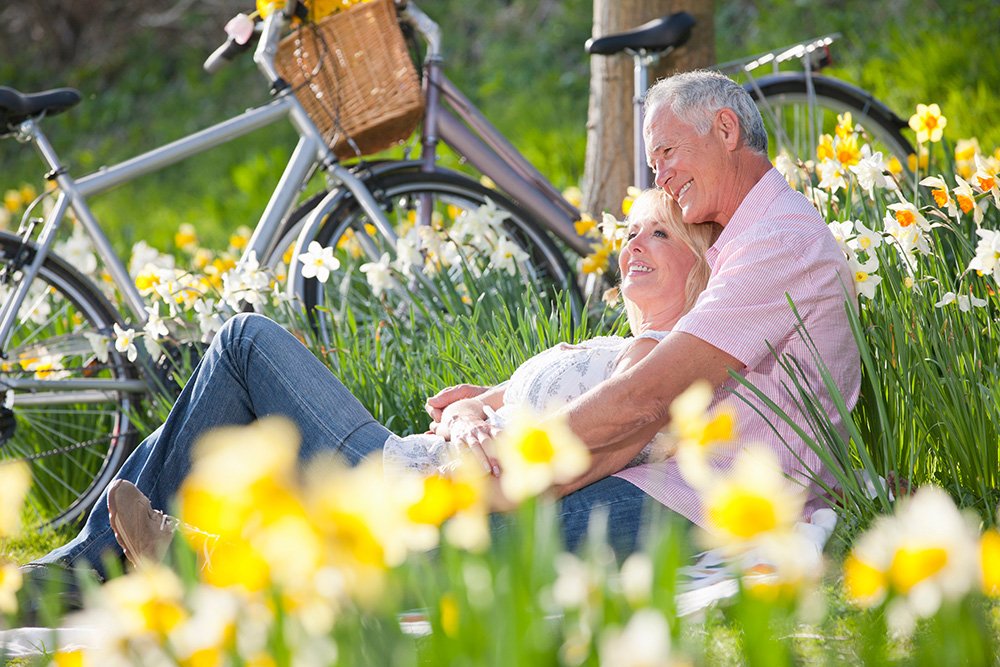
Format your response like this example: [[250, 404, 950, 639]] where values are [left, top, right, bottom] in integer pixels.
[[556, 331, 742, 488]]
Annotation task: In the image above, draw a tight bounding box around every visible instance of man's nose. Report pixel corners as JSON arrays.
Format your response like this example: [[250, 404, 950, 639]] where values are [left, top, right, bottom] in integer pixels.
[[651, 160, 669, 190]]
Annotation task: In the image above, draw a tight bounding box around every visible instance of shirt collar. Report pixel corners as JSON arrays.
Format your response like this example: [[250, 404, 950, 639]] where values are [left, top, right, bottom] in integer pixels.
[[704, 168, 787, 269]]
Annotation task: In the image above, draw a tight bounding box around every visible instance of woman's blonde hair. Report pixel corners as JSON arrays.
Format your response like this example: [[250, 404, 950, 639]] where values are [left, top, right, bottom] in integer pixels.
[[622, 189, 720, 333]]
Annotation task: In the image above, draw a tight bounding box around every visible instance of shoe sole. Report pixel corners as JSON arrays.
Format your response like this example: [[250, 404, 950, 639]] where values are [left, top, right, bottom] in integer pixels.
[[107, 479, 143, 567]]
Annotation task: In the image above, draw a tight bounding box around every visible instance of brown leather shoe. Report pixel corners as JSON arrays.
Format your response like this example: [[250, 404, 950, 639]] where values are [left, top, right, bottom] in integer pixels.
[[107, 479, 178, 567]]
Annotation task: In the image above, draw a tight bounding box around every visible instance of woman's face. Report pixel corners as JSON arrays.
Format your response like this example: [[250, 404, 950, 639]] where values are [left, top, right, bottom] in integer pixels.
[[618, 199, 698, 317]]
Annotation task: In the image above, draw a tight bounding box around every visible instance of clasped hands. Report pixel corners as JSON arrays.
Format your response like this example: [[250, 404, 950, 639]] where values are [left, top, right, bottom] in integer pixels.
[[424, 384, 501, 477]]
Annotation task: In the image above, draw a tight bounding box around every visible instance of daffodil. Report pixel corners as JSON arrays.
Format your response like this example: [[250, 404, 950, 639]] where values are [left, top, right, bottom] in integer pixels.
[[967, 228, 1000, 282], [598, 609, 673, 667], [174, 223, 199, 253], [490, 236, 530, 275], [954, 137, 980, 179], [113, 322, 138, 362], [849, 253, 882, 300], [887, 201, 930, 231], [621, 185, 641, 216], [908, 103, 947, 143], [573, 213, 598, 238], [580, 244, 611, 275], [297, 240, 341, 283], [3, 189, 22, 212], [835, 133, 862, 167], [934, 291, 987, 312], [102, 564, 189, 638], [973, 154, 1000, 207], [359, 252, 394, 297], [0, 563, 23, 614], [848, 146, 892, 199], [907, 146, 930, 173], [228, 225, 252, 252], [816, 133, 835, 162], [919, 175, 958, 218], [493, 408, 590, 504], [562, 185, 583, 209], [849, 219, 883, 254], [827, 219, 855, 254], [980, 529, 1000, 597], [668, 380, 737, 452], [700, 447, 804, 549], [953, 175, 986, 224], [844, 486, 979, 625], [0, 461, 31, 538], [817, 158, 847, 193]]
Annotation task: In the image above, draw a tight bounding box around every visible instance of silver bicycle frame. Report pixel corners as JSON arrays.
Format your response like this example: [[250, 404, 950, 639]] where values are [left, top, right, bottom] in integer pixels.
[[0, 8, 397, 360]]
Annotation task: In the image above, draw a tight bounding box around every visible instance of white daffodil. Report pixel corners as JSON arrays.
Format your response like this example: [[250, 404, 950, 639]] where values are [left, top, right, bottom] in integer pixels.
[[919, 175, 959, 219], [359, 252, 394, 297], [817, 158, 848, 193], [973, 154, 1000, 207], [848, 252, 882, 300], [827, 219, 855, 254], [598, 609, 673, 667], [934, 291, 988, 312], [968, 228, 1000, 282], [297, 241, 340, 283], [113, 322, 138, 362], [0, 562, 22, 613], [953, 176, 987, 225], [845, 486, 980, 632], [393, 232, 424, 277], [128, 240, 174, 277], [194, 298, 224, 343], [489, 236, 530, 275], [54, 222, 98, 275], [849, 219, 883, 254], [83, 332, 110, 364], [774, 153, 805, 188], [143, 304, 169, 341], [887, 201, 932, 232], [849, 145, 892, 199]]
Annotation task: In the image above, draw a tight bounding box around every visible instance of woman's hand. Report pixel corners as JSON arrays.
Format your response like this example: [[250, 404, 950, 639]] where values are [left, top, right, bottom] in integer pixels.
[[424, 384, 490, 422]]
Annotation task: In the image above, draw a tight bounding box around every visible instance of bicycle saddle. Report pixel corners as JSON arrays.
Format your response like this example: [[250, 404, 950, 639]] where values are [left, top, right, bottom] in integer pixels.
[[585, 12, 695, 56], [0, 86, 82, 129]]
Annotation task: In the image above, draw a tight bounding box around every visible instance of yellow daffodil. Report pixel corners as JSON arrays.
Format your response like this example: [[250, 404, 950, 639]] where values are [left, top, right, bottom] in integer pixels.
[[835, 112, 855, 140], [700, 447, 804, 548], [887, 155, 904, 178], [228, 225, 252, 251], [580, 244, 610, 275], [908, 103, 947, 143], [621, 185, 641, 216], [174, 223, 199, 252], [0, 461, 31, 537], [103, 564, 188, 637], [562, 186, 583, 209], [816, 134, 836, 162], [493, 409, 590, 504], [907, 146, 930, 172], [573, 213, 598, 237], [3, 189, 21, 212], [0, 562, 22, 613], [844, 553, 887, 608], [955, 138, 981, 179], [835, 133, 862, 167], [980, 529, 1000, 597], [668, 380, 737, 451]]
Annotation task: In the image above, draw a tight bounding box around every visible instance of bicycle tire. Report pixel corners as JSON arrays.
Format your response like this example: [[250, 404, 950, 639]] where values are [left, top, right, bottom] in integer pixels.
[[0, 232, 141, 530], [297, 171, 582, 342], [747, 73, 914, 170]]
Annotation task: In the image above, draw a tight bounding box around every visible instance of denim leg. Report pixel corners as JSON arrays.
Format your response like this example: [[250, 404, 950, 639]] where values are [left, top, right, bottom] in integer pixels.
[[35, 313, 390, 575]]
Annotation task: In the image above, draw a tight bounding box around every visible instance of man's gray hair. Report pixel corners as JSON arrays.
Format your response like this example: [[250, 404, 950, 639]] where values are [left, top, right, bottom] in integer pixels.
[[644, 70, 768, 155]]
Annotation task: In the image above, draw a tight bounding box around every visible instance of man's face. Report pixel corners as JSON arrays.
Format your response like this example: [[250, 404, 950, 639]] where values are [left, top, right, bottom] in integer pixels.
[[644, 105, 733, 225]]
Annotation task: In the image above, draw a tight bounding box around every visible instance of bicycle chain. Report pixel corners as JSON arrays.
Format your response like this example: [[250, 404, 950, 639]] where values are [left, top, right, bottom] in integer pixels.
[[3, 429, 137, 463]]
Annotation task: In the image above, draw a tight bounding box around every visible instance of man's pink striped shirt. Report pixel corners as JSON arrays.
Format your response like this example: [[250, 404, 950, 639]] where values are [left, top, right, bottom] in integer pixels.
[[614, 168, 861, 525]]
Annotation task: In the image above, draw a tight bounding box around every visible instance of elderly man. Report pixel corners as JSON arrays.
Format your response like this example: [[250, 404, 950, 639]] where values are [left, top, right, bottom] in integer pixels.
[[433, 69, 860, 538], [560, 69, 860, 524]]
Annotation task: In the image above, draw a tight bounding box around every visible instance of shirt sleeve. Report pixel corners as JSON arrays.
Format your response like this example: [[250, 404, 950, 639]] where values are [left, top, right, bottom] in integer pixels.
[[674, 228, 814, 370]]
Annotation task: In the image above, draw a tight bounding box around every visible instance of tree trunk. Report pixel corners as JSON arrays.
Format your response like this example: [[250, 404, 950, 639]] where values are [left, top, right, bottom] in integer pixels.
[[581, 0, 715, 218]]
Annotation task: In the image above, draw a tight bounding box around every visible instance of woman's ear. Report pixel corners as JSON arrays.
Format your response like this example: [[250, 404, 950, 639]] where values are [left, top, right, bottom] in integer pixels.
[[714, 108, 742, 151]]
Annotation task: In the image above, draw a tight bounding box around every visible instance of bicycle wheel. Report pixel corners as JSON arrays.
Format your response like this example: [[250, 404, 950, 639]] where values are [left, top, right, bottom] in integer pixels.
[[747, 73, 914, 171], [0, 232, 142, 530], [298, 171, 581, 342]]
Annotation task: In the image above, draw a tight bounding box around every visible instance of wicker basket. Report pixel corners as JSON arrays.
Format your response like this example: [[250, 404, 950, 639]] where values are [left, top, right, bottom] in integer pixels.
[[275, 0, 424, 159]]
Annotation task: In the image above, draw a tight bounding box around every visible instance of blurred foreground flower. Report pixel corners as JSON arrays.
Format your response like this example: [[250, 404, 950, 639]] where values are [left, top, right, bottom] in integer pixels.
[[0, 461, 31, 537], [493, 409, 590, 503], [844, 486, 979, 632]]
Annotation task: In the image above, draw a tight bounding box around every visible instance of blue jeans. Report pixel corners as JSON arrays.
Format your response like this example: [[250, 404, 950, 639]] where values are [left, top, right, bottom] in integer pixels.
[[35, 314, 659, 576]]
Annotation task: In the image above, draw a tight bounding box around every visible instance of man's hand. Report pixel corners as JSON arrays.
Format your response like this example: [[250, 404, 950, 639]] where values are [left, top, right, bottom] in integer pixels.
[[424, 383, 490, 422]]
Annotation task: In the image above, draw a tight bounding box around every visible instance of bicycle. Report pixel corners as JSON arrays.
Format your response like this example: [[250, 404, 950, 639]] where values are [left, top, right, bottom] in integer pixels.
[[0, 0, 912, 531]]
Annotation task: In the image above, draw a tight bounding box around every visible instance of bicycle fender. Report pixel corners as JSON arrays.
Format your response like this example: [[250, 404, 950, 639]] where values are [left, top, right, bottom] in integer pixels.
[[744, 73, 909, 129]]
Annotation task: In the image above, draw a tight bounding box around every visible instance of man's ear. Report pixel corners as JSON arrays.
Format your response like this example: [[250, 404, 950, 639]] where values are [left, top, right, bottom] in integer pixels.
[[714, 108, 742, 151]]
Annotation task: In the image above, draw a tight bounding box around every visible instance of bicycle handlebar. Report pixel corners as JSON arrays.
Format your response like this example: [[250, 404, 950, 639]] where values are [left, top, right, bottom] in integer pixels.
[[204, 36, 253, 74]]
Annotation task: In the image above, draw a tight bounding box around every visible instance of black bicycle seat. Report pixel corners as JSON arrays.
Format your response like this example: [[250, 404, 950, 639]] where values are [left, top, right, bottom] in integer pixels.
[[585, 12, 696, 56], [0, 86, 82, 129]]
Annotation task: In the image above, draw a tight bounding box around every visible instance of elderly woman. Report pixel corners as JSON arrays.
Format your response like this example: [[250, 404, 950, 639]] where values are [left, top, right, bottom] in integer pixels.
[[27, 189, 719, 588]]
